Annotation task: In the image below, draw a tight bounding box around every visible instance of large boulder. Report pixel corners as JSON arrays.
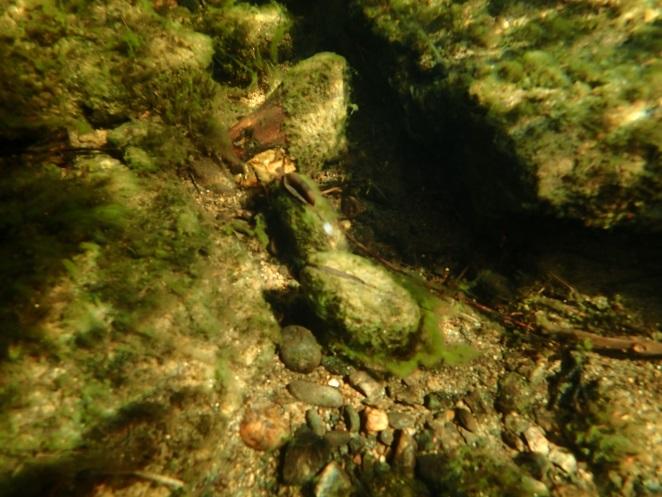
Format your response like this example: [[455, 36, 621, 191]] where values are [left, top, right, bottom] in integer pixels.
[[351, 0, 661, 231]]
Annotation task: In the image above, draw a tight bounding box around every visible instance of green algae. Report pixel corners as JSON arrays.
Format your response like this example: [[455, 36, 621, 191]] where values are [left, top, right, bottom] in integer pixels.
[[337, 274, 479, 377]]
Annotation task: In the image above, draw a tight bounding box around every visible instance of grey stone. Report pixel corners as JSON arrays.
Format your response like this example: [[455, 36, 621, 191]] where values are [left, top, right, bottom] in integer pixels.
[[275, 53, 350, 173], [343, 405, 361, 433], [496, 372, 532, 414], [424, 391, 455, 411], [388, 411, 416, 430], [314, 461, 352, 497], [392, 430, 417, 476], [287, 380, 344, 408], [549, 447, 577, 475], [348, 370, 384, 400], [523, 425, 550, 456], [378, 428, 394, 446], [306, 409, 326, 437], [324, 430, 352, 448], [269, 173, 348, 263], [280, 325, 322, 373]]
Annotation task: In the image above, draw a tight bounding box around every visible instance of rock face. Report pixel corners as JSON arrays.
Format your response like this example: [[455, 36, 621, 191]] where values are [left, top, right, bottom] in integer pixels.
[[351, 0, 661, 231], [300, 251, 421, 354]]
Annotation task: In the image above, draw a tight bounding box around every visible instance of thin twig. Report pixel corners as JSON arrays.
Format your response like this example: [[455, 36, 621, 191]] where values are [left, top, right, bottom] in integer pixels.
[[320, 186, 342, 195], [538, 322, 662, 358], [130, 470, 186, 490]]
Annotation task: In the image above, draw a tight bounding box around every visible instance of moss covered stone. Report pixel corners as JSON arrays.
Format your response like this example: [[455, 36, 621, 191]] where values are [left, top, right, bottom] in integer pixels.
[[270, 173, 348, 263], [200, 1, 293, 86], [276, 52, 351, 173], [300, 251, 421, 355]]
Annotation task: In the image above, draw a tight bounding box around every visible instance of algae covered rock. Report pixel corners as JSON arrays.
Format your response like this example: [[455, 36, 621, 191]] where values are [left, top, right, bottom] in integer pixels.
[[201, 1, 294, 85], [300, 251, 421, 354], [276, 52, 351, 173], [352, 0, 662, 231], [225, 53, 351, 173], [270, 173, 348, 262]]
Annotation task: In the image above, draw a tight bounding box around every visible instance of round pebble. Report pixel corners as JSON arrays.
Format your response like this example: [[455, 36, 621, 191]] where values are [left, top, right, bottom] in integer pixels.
[[280, 325, 322, 373], [239, 404, 290, 451], [288, 380, 344, 407]]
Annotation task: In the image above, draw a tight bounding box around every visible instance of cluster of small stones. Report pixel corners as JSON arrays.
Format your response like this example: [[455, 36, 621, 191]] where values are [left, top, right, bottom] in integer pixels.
[[239, 324, 581, 496]]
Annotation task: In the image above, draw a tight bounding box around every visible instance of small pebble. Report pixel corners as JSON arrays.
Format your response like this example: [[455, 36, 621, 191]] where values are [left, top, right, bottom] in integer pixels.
[[348, 370, 384, 400], [321, 355, 353, 376], [523, 425, 550, 455], [502, 430, 525, 451], [328, 378, 341, 388], [288, 380, 344, 408], [306, 409, 326, 437], [454, 407, 478, 433], [520, 476, 549, 496], [279, 325, 322, 373], [378, 428, 394, 446], [387, 383, 424, 406], [424, 391, 454, 411], [464, 390, 488, 415], [549, 447, 577, 474], [388, 410, 416, 430], [348, 436, 365, 454], [324, 430, 352, 448], [363, 407, 389, 433], [343, 405, 361, 433], [392, 429, 417, 476], [314, 461, 352, 497], [239, 404, 290, 451]]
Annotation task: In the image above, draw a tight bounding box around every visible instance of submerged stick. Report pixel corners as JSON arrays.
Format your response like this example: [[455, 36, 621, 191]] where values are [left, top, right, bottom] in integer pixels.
[[539, 322, 662, 358]]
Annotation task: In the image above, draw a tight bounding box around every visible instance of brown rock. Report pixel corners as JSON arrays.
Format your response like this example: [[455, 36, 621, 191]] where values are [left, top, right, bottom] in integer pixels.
[[239, 403, 290, 451], [363, 407, 389, 433]]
